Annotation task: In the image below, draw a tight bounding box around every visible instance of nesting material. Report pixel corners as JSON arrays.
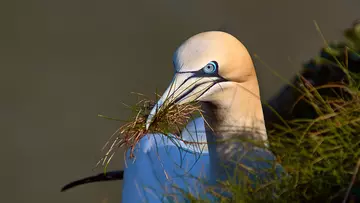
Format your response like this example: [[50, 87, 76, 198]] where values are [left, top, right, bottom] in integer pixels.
[[97, 93, 203, 168]]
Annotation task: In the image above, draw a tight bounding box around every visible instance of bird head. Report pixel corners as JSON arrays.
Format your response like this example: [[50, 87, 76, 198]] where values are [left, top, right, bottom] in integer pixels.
[[146, 31, 259, 130]]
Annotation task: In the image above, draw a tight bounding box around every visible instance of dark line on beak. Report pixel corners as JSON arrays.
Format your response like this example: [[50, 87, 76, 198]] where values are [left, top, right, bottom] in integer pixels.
[[173, 80, 211, 104], [173, 78, 226, 104]]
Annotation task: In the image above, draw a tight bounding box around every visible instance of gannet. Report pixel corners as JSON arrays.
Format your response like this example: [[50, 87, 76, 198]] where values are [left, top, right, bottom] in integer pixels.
[[61, 31, 284, 202], [123, 31, 283, 202]]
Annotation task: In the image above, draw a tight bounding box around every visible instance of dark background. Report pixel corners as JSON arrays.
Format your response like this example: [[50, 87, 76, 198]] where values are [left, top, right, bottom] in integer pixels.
[[1, 0, 359, 202]]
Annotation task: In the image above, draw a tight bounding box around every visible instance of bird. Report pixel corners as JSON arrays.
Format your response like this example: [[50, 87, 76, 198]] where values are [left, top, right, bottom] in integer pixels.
[[61, 31, 284, 202], [124, 31, 285, 202]]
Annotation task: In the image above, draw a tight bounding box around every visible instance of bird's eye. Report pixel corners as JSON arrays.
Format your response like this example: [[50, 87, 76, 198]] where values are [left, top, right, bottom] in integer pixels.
[[203, 61, 218, 74]]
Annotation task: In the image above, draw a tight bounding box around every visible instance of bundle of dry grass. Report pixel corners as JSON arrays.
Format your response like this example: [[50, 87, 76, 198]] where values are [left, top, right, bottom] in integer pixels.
[[96, 93, 203, 169]]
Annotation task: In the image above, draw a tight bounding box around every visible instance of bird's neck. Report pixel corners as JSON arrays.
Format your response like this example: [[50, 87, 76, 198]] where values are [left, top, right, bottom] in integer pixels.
[[201, 78, 267, 141], [200, 78, 268, 184]]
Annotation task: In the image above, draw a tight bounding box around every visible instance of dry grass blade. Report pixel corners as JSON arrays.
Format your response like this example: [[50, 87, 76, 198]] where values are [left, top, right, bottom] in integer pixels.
[[97, 93, 203, 168], [342, 159, 360, 203]]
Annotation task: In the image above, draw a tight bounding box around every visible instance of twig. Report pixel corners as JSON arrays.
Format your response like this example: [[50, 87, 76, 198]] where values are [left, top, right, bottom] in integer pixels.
[[342, 158, 360, 203]]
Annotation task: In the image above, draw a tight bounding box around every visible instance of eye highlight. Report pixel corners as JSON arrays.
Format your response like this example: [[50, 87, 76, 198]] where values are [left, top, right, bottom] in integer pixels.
[[203, 61, 218, 74]]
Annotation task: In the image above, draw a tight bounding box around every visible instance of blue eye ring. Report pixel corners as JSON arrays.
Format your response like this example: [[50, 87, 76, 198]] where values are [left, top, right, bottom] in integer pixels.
[[203, 61, 218, 74]]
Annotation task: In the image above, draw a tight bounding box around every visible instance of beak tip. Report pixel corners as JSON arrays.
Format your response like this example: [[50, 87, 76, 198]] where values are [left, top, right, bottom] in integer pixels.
[[145, 115, 153, 131]]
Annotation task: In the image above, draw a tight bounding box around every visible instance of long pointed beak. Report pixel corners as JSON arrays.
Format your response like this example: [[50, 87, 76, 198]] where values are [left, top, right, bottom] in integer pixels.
[[146, 73, 187, 130], [145, 85, 171, 130], [145, 73, 210, 130]]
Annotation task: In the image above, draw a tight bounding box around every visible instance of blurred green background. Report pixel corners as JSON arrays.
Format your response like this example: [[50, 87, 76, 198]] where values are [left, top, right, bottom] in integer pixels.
[[1, 0, 359, 202]]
